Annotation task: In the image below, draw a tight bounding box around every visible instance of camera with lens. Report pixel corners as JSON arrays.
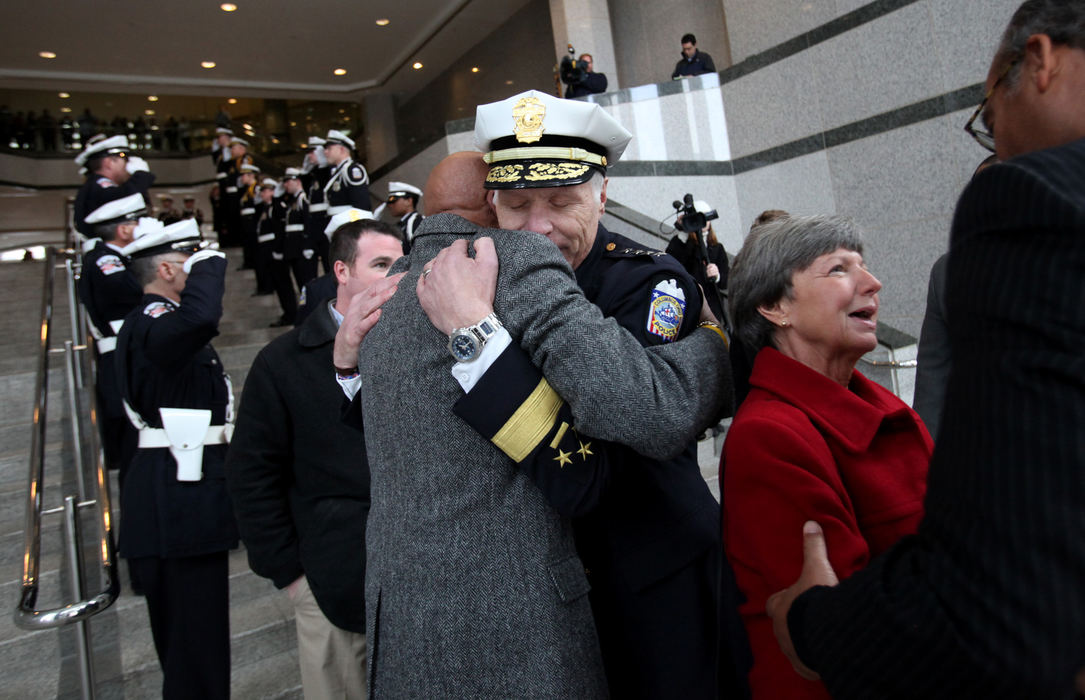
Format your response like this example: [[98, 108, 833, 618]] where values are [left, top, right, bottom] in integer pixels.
[[560, 44, 589, 86], [673, 193, 718, 233]]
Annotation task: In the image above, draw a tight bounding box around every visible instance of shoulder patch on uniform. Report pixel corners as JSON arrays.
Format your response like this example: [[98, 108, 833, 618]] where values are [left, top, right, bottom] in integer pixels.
[[143, 301, 174, 318], [646, 278, 686, 343], [298, 286, 307, 306], [96, 254, 126, 275], [96, 177, 116, 188], [346, 164, 368, 185]]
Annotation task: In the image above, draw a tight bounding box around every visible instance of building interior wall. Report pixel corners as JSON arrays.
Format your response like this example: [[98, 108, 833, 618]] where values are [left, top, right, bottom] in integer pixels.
[[606, 0, 731, 88]]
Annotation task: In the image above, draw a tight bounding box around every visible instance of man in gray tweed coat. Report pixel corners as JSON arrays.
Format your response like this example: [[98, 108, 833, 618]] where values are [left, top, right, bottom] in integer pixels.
[[356, 152, 730, 697]]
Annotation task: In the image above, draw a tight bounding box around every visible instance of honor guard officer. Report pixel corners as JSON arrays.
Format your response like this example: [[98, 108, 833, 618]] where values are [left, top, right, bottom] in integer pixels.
[[465, 89, 749, 698], [294, 207, 374, 326], [180, 195, 204, 227], [211, 127, 233, 243], [256, 177, 295, 327], [322, 130, 370, 233], [385, 180, 423, 253], [239, 163, 270, 294], [223, 135, 254, 253], [73, 135, 155, 239], [79, 194, 152, 478], [115, 220, 238, 700], [280, 167, 318, 291], [300, 136, 332, 272]]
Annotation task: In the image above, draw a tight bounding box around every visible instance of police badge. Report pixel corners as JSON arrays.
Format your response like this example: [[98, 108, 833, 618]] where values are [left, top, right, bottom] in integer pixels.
[[512, 96, 546, 144]]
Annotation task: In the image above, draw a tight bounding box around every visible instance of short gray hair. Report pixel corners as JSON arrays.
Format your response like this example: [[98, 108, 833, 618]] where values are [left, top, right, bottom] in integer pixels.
[[130, 253, 168, 287], [95, 221, 122, 242], [997, 0, 1085, 88], [728, 215, 865, 353]]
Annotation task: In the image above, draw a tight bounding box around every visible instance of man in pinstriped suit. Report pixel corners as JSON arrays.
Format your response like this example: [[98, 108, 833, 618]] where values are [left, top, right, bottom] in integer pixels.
[[767, 1, 1085, 697]]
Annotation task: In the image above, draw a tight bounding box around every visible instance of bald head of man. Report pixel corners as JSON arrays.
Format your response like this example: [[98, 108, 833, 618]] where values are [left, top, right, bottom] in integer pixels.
[[423, 151, 498, 228]]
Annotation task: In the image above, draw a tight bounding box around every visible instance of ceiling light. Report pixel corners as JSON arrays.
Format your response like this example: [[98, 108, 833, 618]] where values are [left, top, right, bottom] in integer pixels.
[[412, 62, 423, 70], [375, 18, 390, 26], [289, 121, 297, 127], [58, 92, 70, 98], [505, 80, 514, 85], [220, 3, 238, 11], [228, 98, 238, 104], [147, 95, 158, 102], [60, 107, 72, 113], [471, 67, 479, 73], [145, 109, 155, 116], [39, 51, 57, 59], [333, 68, 347, 76], [201, 61, 216, 69], [241, 123, 252, 130]]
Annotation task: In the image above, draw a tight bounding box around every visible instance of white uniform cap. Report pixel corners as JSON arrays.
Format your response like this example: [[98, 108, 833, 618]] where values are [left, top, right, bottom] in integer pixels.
[[240, 163, 261, 174], [283, 167, 303, 179], [474, 89, 632, 189], [229, 136, 250, 148], [324, 130, 355, 150], [132, 217, 165, 239], [260, 177, 278, 189], [84, 193, 147, 225], [305, 136, 326, 149], [121, 218, 203, 259], [75, 134, 130, 167], [387, 181, 422, 201], [216, 127, 234, 136], [324, 207, 374, 236]]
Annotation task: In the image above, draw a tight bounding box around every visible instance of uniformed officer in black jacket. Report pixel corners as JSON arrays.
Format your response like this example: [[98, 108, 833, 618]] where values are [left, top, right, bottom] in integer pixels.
[[115, 219, 238, 700], [73, 135, 155, 239], [294, 207, 373, 327], [79, 193, 150, 477], [211, 127, 233, 244], [385, 180, 424, 253], [300, 136, 333, 273], [322, 129, 371, 221], [280, 167, 318, 291], [223, 135, 254, 259], [452, 90, 749, 699], [238, 162, 270, 294], [255, 177, 295, 326]]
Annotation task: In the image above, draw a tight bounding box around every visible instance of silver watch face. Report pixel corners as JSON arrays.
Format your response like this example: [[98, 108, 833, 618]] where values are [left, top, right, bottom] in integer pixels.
[[450, 332, 480, 362]]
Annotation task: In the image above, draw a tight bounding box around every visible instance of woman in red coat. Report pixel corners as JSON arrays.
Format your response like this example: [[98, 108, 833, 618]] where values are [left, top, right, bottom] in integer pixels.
[[721, 215, 932, 699]]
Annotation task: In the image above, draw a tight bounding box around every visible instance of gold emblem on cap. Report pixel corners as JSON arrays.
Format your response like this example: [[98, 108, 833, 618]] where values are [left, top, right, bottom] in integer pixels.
[[512, 97, 546, 144], [605, 242, 616, 251]]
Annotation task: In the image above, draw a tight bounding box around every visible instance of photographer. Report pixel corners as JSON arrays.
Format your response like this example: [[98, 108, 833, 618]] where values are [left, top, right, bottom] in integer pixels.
[[666, 197, 728, 322], [561, 49, 608, 98]]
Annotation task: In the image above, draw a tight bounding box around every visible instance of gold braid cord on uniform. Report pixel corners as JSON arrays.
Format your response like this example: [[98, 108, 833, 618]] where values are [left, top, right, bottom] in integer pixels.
[[484, 146, 607, 167]]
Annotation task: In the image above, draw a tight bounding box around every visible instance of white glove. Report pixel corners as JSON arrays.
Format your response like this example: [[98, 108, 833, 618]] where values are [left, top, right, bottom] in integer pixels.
[[271, 252, 284, 261], [274, 182, 285, 198], [126, 156, 149, 174], [302, 249, 314, 260], [314, 145, 328, 168], [372, 202, 387, 219], [183, 248, 226, 273], [300, 155, 315, 174]]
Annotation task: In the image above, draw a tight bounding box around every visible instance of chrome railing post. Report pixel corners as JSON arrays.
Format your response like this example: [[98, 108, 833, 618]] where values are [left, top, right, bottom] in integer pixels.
[[64, 257, 85, 389], [63, 496, 96, 700], [64, 340, 89, 502]]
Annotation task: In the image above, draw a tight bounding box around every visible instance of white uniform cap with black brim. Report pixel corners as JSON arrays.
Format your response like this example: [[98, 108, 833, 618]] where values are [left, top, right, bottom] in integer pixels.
[[283, 167, 303, 180], [121, 218, 205, 259], [305, 136, 326, 150], [84, 192, 147, 225], [387, 181, 422, 201], [229, 136, 250, 148], [474, 89, 632, 190], [324, 207, 374, 236], [75, 134, 130, 168], [324, 130, 355, 150]]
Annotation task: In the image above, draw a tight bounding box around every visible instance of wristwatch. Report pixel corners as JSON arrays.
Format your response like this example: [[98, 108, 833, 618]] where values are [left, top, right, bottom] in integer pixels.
[[448, 313, 503, 363]]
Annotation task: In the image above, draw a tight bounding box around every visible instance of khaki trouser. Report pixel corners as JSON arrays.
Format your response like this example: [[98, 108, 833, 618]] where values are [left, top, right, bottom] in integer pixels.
[[290, 576, 367, 700]]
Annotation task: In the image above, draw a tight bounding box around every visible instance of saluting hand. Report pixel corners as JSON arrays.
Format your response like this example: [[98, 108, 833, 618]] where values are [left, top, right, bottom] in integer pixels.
[[417, 237, 499, 335]]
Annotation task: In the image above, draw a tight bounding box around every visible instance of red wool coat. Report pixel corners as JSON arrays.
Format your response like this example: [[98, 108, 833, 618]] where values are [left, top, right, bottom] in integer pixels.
[[722, 347, 932, 699]]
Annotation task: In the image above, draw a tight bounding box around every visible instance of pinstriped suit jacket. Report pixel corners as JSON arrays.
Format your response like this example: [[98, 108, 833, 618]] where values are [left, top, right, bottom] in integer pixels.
[[358, 213, 730, 698], [790, 138, 1085, 698]]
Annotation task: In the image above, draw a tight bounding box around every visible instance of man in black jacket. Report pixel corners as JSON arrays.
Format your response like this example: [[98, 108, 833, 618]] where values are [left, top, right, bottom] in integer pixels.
[[767, 1, 1085, 696], [672, 33, 717, 79], [225, 218, 404, 699]]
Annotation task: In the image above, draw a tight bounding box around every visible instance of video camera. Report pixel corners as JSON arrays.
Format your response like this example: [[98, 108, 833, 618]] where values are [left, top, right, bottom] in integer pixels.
[[560, 44, 589, 86], [673, 193, 718, 233]]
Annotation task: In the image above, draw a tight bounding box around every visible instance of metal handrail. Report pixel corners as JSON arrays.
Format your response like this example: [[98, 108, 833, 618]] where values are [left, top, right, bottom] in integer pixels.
[[14, 247, 119, 689]]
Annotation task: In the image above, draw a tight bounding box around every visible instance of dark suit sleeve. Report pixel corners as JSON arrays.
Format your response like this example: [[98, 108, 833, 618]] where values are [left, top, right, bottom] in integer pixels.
[[912, 254, 949, 439], [225, 348, 304, 589], [142, 257, 224, 371], [453, 344, 609, 517], [788, 150, 1085, 699]]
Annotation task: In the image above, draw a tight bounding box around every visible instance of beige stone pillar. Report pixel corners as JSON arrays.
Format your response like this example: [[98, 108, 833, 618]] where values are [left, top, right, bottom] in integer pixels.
[[363, 93, 397, 171]]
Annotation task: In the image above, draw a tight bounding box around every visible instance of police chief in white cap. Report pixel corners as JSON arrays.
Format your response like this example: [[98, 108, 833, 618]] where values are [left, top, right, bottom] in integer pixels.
[[385, 180, 423, 250], [472, 88, 745, 698], [114, 216, 236, 699]]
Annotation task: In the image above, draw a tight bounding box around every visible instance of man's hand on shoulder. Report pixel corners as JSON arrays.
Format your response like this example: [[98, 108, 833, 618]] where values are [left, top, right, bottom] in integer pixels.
[[417, 237, 499, 335], [765, 521, 839, 682], [333, 272, 405, 369]]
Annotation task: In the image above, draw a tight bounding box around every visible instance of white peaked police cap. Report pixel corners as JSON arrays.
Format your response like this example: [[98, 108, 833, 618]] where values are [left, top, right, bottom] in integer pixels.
[[84, 193, 146, 225], [324, 207, 374, 235]]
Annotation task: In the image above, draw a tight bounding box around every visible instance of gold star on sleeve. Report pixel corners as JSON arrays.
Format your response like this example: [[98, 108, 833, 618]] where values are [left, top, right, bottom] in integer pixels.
[[553, 448, 573, 467], [577, 441, 593, 460]]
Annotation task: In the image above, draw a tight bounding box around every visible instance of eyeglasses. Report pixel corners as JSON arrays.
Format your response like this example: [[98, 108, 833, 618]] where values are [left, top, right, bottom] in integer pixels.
[[964, 58, 1019, 152]]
